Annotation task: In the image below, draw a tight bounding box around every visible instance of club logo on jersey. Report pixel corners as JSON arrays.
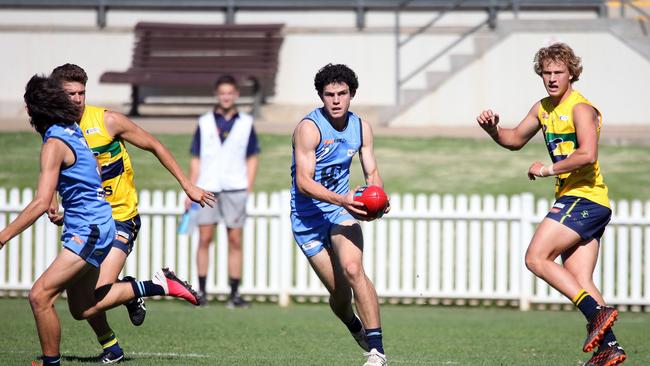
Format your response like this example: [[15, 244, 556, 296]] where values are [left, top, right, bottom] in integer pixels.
[[547, 137, 573, 160], [581, 210, 589, 218], [85, 127, 100, 135]]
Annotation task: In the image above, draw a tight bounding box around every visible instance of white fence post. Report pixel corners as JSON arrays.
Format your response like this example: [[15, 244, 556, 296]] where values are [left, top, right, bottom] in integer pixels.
[[0, 188, 6, 287], [278, 190, 292, 307], [519, 193, 535, 311]]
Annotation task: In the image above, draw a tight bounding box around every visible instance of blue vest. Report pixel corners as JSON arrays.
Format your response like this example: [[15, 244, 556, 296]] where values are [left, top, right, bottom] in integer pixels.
[[290, 108, 362, 216], [43, 124, 113, 232]]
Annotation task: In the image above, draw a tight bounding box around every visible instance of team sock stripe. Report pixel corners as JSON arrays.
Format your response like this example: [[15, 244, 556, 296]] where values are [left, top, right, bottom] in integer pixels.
[[576, 293, 589, 305], [102, 338, 119, 349], [137, 281, 146, 296], [572, 289, 588, 305], [97, 331, 114, 343]]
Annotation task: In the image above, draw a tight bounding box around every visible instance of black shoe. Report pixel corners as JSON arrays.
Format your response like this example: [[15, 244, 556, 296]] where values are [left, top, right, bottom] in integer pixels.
[[125, 297, 146, 326], [98, 349, 124, 364], [584, 306, 618, 352], [583, 342, 626, 366], [197, 291, 208, 307], [225, 294, 251, 309], [122, 276, 146, 326]]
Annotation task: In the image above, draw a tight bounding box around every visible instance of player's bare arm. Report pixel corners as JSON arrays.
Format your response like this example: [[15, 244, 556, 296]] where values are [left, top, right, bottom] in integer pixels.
[[293, 119, 366, 216], [246, 154, 259, 192], [184, 156, 202, 209], [103, 111, 215, 208], [528, 103, 600, 180], [359, 120, 390, 215], [0, 139, 69, 247], [477, 102, 541, 151]]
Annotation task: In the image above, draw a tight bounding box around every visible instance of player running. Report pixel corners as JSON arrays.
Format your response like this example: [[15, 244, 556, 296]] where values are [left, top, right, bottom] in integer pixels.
[[50, 63, 215, 363], [0, 75, 200, 366], [291, 64, 390, 366], [477, 43, 625, 366]]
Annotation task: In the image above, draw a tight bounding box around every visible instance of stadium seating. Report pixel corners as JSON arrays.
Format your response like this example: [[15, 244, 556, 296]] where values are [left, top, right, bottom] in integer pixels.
[[100, 22, 284, 116]]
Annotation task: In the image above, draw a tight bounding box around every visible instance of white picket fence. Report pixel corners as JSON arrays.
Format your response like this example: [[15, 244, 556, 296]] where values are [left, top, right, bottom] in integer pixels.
[[1, 187, 650, 310]]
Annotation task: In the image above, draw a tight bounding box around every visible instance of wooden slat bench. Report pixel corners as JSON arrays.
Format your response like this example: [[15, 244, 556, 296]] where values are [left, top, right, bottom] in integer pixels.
[[100, 22, 284, 116]]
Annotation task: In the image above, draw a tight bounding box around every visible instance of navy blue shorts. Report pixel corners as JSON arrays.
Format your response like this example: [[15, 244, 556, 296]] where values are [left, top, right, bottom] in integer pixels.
[[112, 215, 141, 255], [546, 195, 611, 242]]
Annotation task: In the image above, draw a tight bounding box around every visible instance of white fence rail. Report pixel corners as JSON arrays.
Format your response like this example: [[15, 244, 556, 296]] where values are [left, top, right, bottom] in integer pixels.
[[1, 188, 650, 310]]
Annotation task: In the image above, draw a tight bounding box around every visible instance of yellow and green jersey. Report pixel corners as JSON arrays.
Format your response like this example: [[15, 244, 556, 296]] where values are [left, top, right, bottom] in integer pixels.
[[79, 105, 138, 221], [538, 90, 610, 208]]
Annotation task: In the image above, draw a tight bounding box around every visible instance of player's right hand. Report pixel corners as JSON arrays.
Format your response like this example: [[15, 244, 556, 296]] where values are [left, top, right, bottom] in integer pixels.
[[340, 187, 368, 219], [477, 109, 500, 136], [185, 185, 216, 208]]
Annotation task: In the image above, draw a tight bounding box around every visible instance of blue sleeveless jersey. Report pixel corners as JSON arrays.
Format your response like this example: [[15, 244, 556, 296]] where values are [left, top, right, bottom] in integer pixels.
[[43, 124, 113, 232], [290, 108, 362, 216]]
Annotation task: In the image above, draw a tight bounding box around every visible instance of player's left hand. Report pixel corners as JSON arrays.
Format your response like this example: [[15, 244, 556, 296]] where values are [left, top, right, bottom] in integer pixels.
[[527, 161, 546, 180], [383, 200, 391, 215], [47, 205, 64, 226], [185, 185, 216, 208]]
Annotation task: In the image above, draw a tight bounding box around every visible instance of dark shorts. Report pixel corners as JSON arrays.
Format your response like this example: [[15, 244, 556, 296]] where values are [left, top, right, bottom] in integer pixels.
[[112, 215, 142, 255], [546, 195, 611, 242]]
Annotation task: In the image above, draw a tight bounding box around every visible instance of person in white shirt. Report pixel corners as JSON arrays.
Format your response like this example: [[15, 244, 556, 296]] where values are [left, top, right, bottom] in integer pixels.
[[187, 75, 260, 308]]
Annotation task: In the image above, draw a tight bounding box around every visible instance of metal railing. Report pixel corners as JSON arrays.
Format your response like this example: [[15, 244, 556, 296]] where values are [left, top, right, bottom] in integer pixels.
[[0, 0, 607, 28], [394, 0, 501, 105]]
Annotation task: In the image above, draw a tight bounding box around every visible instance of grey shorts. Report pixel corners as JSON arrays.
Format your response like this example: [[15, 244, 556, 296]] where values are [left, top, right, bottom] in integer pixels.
[[197, 190, 248, 228]]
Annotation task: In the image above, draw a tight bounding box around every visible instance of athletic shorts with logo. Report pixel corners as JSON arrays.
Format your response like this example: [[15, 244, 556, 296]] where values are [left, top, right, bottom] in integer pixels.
[[197, 190, 248, 228], [112, 215, 142, 255], [546, 195, 611, 241], [62, 220, 116, 268], [291, 206, 355, 258]]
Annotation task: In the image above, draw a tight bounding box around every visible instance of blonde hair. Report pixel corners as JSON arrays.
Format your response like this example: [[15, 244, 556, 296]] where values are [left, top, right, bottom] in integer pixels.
[[533, 43, 583, 83]]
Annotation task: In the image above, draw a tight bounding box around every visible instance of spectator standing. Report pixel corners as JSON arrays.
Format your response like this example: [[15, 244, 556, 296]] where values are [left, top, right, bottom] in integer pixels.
[[188, 75, 261, 308]]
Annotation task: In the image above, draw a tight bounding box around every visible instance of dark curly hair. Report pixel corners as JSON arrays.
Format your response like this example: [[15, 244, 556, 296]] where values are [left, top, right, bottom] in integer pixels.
[[24, 75, 81, 136], [533, 43, 583, 83], [51, 63, 88, 85], [314, 64, 359, 97]]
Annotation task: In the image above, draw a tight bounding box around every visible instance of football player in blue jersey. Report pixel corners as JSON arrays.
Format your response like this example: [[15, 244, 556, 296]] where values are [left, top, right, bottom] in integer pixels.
[[290, 64, 389, 366], [0, 75, 200, 366]]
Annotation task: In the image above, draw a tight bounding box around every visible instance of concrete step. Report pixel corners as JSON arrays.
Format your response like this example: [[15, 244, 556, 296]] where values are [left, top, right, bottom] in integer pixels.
[[449, 54, 475, 72], [425, 71, 449, 89], [473, 33, 501, 54], [401, 88, 427, 107]]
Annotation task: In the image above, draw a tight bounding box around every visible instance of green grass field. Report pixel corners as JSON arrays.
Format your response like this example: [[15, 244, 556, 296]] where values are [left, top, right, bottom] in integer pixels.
[[0, 298, 648, 365], [1, 132, 650, 200]]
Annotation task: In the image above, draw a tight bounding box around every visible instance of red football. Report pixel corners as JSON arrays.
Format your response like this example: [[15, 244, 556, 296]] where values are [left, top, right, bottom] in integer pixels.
[[353, 185, 389, 219]]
